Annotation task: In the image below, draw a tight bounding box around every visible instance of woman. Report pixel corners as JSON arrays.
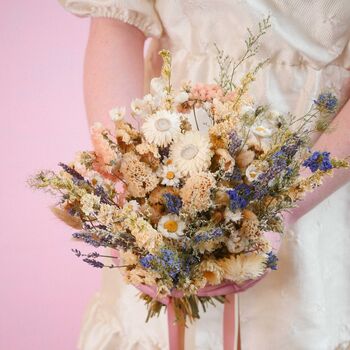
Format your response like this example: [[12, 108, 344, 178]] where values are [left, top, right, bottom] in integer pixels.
[[59, 1, 350, 349]]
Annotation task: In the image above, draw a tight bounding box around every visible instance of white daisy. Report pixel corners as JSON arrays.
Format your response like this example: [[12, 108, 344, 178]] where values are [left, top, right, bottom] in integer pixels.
[[245, 161, 269, 182], [160, 165, 181, 187], [251, 123, 273, 138], [109, 106, 126, 121], [171, 131, 213, 176], [141, 110, 181, 147], [158, 214, 186, 240], [245, 163, 261, 182]]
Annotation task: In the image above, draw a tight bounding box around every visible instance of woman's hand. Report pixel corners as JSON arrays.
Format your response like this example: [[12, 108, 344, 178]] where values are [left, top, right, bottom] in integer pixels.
[[84, 18, 146, 129]]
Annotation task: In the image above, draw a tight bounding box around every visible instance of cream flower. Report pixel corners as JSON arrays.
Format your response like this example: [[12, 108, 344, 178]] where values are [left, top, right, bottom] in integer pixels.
[[131, 97, 152, 118], [174, 91, 189, 104], [171, 131, 213, 176], [215, 148, 235, 172], [81, 193, 100, 216], [245, 163, 262, 182], [246, 160, 269, 182], [158, 214, 185, 240], [150, 77, 167, 95], [199, 260, 224, 285], [129, 217, 163, 254], [109, 106, 126, 121], [180, 172, 215, 215], [252, 124, 273, 138], [97, 204, 115, 226], [141, 110, 181, 147], [226, 230, 248, 253], [119, 250, 138, 266], [123, 200, 140, 212], [224, 208, 242, 223], [160, 165, 181, 187], [240, 105, 255, 115], [218, 253, 267, 284]]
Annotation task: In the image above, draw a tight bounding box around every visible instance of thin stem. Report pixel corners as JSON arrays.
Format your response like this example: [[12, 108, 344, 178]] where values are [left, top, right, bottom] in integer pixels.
[[192, 106, 200, 131]]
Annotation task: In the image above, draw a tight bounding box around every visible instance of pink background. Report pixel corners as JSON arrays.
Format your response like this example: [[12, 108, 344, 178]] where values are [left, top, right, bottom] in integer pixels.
[[0, 2, 101, 349]]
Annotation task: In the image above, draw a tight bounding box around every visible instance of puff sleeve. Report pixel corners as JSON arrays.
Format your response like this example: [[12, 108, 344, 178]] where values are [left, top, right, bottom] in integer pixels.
[[58, 0, 163, 38]]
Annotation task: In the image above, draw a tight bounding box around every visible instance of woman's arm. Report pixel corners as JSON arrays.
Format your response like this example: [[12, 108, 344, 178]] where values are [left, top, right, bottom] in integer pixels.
[[289, 98, 350, 223], [84, 18, 146, 129]]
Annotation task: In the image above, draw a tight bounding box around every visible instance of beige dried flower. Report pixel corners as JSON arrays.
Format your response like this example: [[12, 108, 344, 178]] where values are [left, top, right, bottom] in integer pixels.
[[215, 148, 235, 172], [236, 149, 255, 169], [180, 172, 215, 215], [209, 119, 237, 149], [218, 253, 267, 284], [120, 152, 159, 198], [199, 260, 224, 285], [135, 142, 161, 170], [241, 218, 261, 239]]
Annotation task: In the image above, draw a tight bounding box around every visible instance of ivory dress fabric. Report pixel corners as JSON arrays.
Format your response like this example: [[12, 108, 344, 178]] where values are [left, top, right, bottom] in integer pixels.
[[59, 1, 350, 349]]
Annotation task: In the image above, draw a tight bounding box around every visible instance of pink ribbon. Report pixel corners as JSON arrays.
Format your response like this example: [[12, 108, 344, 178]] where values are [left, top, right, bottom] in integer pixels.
[[112, 231, 282, 349]]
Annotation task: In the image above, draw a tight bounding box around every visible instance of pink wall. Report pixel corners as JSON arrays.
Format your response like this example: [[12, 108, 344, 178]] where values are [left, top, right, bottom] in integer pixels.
[[0, 2, 101, 349]]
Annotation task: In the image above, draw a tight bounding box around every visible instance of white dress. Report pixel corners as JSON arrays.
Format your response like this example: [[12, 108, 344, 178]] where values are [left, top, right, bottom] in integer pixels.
[[59, 1, 350, 349]]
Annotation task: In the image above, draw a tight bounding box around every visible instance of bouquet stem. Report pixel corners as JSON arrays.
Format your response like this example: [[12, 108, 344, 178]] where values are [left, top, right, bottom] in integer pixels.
[[167, 298, 186, 350], [223, 293, 240, 350]]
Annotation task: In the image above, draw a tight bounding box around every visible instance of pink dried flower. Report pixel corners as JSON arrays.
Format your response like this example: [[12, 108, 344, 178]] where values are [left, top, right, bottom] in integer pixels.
[[90, 123, 116, 166], [190, 83, 223, 103]]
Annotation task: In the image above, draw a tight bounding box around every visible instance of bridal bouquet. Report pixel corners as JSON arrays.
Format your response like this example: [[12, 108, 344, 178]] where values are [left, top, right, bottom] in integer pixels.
[[31, 18, 348, 323]]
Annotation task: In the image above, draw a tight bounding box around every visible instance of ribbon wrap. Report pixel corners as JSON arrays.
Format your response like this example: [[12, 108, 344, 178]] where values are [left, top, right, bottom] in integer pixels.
[[136, 278, 263, 350], [112, 231, 281, 349]]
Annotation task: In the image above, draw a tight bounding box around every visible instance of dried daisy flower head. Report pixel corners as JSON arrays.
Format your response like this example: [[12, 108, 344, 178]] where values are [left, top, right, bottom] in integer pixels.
[[171, 131, 213, 176], [142, 110, 181, 147]]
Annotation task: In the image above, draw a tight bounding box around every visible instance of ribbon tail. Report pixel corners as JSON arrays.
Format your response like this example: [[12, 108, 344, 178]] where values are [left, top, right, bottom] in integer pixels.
[[167, 298, 185, 350], [223, 293, 240, 350]]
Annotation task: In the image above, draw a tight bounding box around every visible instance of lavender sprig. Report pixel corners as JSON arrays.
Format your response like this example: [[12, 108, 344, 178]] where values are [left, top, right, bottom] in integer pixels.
[[72, 249, 132, 269], [58, 162, 85, 181]]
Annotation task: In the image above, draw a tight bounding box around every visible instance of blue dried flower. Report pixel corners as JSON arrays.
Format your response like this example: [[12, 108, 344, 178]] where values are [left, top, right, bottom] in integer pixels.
[[183, 255, 199, 276], [194, 228, 224, 243], [225, 166, 242, 182], [226, 184, 252, 211], [303, 151, 333, 172], [159, 248, 182, 281], [140, 254, 155, 268], [314, 92, 338, 113], [163, 193, 182, 215], [251, 181, 269, 199], [141, 248, 182, 283], [266, 252, 278, 270], [72, 232, 101, 247], [228, 131, 242, 156]]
